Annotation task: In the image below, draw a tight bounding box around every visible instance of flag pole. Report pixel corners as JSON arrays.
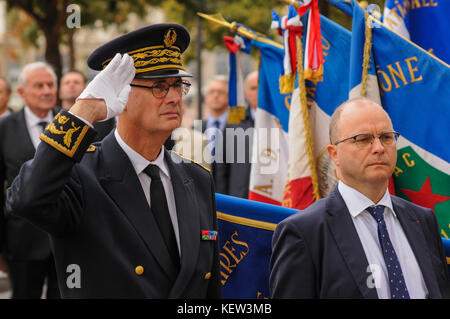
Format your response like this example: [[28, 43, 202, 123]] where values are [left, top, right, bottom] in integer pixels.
[[196, 12, 283, 49]]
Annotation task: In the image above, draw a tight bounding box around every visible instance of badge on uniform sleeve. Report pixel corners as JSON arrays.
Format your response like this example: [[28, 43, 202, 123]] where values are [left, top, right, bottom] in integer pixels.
[[201, 230, 217, 241]]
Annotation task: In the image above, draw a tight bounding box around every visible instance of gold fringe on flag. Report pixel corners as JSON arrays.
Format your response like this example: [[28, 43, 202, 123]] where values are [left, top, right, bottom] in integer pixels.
[[361, 9, 373, 97], [296, 37, 320, 201], [304, 64, 324, 83], [279, 73, 296, 94], [227, 106, 246, 124]]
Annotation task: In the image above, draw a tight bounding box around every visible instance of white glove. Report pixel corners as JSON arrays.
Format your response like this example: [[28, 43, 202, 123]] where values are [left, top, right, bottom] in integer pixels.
[[77, 53, 135, 121]]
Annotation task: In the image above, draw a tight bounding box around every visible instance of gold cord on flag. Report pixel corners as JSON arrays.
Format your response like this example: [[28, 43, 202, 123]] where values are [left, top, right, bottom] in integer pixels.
[[296, 37, 320, 201], [361, 10, 373, 97]]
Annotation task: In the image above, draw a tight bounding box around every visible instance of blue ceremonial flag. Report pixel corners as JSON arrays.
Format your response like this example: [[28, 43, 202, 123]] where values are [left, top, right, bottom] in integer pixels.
[[216, 193, 297, 298], [348, 0, 450, 239], [383, 0, 450, 64]]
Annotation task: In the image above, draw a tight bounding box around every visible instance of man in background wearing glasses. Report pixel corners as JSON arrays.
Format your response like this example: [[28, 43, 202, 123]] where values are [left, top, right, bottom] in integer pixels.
[[6, 24, 220, 299], [270, 97, 449, 299]]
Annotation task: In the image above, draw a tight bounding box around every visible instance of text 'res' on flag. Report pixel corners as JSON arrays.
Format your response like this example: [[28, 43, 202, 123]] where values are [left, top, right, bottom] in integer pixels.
[[216, 193, 296, 298]]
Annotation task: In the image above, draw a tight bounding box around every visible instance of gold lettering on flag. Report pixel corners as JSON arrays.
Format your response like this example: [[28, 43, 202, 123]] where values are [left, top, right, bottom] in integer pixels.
[[219, 231, 249, 286], [376, 56, 423, 92]]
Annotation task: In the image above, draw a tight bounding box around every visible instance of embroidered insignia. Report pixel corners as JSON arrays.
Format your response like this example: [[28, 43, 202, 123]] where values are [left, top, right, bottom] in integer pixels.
[[163, 28, 177, 48], [40, 110, 97, 162], [201, 230, 218, 241]]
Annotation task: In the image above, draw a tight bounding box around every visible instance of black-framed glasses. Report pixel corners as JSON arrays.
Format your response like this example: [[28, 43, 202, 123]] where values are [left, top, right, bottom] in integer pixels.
[[130, 80, 191, 98], [334, 131, 400, 149]]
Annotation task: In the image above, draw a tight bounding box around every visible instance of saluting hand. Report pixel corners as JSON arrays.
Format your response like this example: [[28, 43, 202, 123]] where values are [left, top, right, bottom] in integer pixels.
[[75, 53, 135, 123]]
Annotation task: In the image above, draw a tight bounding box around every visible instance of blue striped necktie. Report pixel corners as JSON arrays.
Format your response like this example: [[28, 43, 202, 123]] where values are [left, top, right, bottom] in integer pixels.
[[211, 120, 220, 157], [366, 205, 410, 299]]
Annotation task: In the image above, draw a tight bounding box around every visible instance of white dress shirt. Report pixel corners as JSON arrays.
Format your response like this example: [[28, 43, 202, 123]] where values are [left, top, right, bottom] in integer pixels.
[[114, 129, 181, 255], [338, 181, 428, 299], [24, 106, 54, 149]]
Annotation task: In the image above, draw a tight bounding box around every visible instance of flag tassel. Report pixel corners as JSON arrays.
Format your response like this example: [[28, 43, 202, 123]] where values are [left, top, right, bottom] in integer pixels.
[[296, 36, 321, 201]]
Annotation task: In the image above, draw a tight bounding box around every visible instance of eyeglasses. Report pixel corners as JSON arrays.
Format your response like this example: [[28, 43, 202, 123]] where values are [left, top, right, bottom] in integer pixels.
[[334, 131, 400, 149], [130, 80, 191, 98]]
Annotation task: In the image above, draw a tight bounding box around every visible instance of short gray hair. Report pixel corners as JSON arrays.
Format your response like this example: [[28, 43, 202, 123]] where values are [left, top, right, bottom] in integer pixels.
[[212, 74, 228, 84], [18, 62, 57, 87]]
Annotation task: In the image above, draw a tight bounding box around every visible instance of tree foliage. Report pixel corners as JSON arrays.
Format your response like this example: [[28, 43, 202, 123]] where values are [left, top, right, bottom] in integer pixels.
[[5, 0, 154, 79]]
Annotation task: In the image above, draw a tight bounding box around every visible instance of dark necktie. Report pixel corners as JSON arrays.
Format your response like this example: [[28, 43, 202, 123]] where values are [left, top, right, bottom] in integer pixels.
[[366, 205, 410, 299], [211, 120, 221, 157], [37, 121, 48, 132], [144, 164, 180, 270]]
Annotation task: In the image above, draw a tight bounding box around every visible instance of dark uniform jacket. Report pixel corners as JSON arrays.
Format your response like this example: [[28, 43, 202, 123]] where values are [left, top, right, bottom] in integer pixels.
[[0, 107, 59, 260], [214, 107, 254, 199], [270, 187, 450, 299], [6, 111, 220, 298]]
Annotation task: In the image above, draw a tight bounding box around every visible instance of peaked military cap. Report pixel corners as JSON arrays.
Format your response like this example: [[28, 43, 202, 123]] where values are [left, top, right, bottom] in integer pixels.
[[87, 23, 192, 79]]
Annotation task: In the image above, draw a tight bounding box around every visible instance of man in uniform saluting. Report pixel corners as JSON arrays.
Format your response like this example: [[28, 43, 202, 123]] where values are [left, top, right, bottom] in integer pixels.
[[6, 23, 220, 298]]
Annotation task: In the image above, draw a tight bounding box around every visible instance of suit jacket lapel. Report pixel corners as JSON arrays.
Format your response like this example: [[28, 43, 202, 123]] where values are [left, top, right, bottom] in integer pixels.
[[18, 107, 59, 153], [17, 109, 35, 154], [98, 133, 178, 282], [392, 197, 441, 298], [326, 188, 378, 299], [165, 151, 200, 298]]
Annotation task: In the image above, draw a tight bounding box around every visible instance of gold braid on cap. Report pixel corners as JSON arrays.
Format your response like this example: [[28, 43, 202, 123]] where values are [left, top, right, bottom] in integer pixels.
[[101, 28, 186, 74]]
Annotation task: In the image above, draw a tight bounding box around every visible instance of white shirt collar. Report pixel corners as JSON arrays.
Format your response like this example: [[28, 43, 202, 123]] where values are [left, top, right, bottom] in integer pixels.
[[338, 180, 396, 218], [114, 129, 170, 179], [24, 106, 53, 127], [250, 108, 256, 121]]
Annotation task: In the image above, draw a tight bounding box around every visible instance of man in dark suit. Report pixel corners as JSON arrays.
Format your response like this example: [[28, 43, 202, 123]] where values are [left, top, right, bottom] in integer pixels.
[[194, 76, 228, 179], [0, 62, 60, 298], [270, 97, 449, 299], [215, 71, 258, 198], [6, 23, 220, 298], [59, 70, 115, 142]]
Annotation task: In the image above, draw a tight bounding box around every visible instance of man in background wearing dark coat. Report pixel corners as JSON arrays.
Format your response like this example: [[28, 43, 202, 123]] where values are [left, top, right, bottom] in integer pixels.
[[0, 62, 60, 298], [215, 71, 258, 198]]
